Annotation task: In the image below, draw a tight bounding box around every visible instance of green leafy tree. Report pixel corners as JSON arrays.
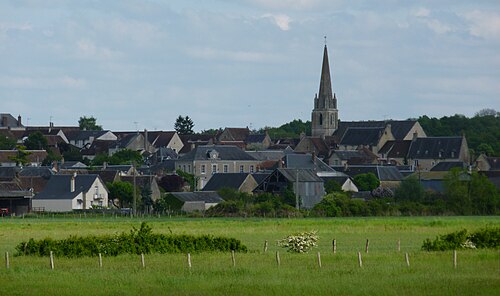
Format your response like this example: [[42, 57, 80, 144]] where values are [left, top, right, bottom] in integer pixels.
[[324, 179, 342, 194], [24, 132, 48, 150], [477, 143, 494, 156], [174, 115, 194, 135], [395, 176, 425, 202], [353, 173, 380, 191], [9, 145, 31, 166], [0, 135, 16, 150], [79, 116, 103, 131], [140, 185, 153, 213], [175, 169, 196, 191], [107, 181, 134, 208], [109, 149, 143, 165]]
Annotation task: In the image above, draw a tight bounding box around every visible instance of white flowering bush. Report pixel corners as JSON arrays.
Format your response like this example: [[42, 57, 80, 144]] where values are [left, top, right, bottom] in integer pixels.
[[277, 231, 319, 253]]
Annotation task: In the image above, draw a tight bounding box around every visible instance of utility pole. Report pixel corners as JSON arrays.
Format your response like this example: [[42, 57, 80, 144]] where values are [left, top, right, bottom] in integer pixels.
[[133, 162, 137, 217], [295, 169, 300, 210]]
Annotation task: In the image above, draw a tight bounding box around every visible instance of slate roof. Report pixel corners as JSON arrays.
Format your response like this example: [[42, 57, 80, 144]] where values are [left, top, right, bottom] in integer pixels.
[[339, 127, 384, 146], [407, 137, 463, 159], [147, 131, 176, 148], [332, 148, 378, 164], [65, 130, 110, 142], [170, 191, 223, 203], [87, 170, 120, 184], [338, 165, 403, 181], [485, 157, 500, 170], [245, 134, 267, 143], [246, 150, 285, 161], [335, 120, 419, 142], [283, 154, 334, 172], [0, 167, 18, 181], [0, 114, 22, 128], [18, 176, 50, 193], [379, 140, 412, 158], [178, 145, 256, 161], [18, 167, 54, 178], [430, 161, 467, 172], [277, 168, 324, 183], [34, 174, 103, 200], [179, 134, 216, 154], [252, 173, 270, 185], [0, 181, 31, 198], [202, 173, 251, 191], [81, 140, 115, 156]]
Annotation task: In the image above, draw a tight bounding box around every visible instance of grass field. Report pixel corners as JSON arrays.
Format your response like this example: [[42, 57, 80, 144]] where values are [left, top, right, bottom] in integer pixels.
[[0, 216, 499, 295]]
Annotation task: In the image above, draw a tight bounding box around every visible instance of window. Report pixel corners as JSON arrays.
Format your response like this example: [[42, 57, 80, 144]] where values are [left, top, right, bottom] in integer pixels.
[[188, 165, 191, 173], [239, 165, 244, 173], [319, 114, 323, 125], [183, 165, 186, 172], [223, 164, 228, 173], [250, 165, 254, 173], [201, 165, 206, 174], [212, 164, 217, 174]]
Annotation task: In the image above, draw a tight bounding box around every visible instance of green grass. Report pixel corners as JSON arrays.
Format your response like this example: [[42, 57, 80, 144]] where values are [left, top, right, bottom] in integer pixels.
[[0, 216, 499, 295]]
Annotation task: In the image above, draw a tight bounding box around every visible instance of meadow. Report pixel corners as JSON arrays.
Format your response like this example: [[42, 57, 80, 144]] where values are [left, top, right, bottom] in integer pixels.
[[0, 216, 499, 295]]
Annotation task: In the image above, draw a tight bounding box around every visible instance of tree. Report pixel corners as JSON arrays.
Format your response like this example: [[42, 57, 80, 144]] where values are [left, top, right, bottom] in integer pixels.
[[0, 135, 16, 150], [477, 143, 494, 156], [140, 185, 153, 214], [79, 116, 103, 131], [324, 179, 342, 194], [109, 149, 143, 165], [107, 181, 134, 208], [24, 132, 48, 150], [353, 173, 380, 191], [8, 145, 31, 166], [174, 115, 194, 135], [395, 176, 425, 202], [474, 108, 497, 117]]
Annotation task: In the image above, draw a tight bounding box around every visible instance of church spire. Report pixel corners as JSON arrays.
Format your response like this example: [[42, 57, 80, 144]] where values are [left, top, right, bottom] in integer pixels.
[[318, 45, 333, 102]]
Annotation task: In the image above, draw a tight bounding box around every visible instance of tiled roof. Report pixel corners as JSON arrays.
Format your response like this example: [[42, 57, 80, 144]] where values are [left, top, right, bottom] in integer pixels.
[[283, 154, 334, 172], [335, 120, 419, 141]]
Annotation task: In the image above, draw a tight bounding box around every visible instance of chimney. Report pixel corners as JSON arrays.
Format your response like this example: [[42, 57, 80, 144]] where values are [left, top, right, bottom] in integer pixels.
[[70, 172, 76, 192], [103, 161, 107, 170], [144, 129, 148, 151], [412, 131, 418, 141], [17, 115, 22, 127], [49, 121, 54, 133]]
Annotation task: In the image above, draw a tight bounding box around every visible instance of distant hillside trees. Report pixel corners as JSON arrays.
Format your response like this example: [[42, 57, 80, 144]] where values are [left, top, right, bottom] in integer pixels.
[[260, 119, 311, 140], [418, 109, 500, 156]]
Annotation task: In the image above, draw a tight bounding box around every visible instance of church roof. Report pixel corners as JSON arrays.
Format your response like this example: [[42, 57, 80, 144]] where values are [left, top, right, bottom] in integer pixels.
[[318, 45, 333, 102]]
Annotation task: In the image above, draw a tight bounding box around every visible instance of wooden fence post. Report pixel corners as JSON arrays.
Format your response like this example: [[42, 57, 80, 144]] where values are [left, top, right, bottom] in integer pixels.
[[453, 250, 457, 269], [231, 250, 236, 267], [187, 253, 192, 269], [397, 239, 401, 252], [317, 252, 322, 268], [358, 251, 363, 268], [49, 251, 54, 270], [332, 239, 337, 254], [405, 252, 410, 267], [263, 240, 268, 253], [141, 253, 145, 268], [365, 239, 369, 253], [99, 253, 103, 268], [275, 251, 281, 267], [5, 252, 9, 269]]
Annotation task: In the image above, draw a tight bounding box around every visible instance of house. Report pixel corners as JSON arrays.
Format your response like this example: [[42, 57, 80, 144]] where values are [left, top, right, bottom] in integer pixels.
[[294, 137, 334, 160], [0, 181, 33, 215], [338, 125, 395, 154], [202, 173, 258, 193], [176, 145, 261, 190], [476, 154, 500, 171], [333, 120, 426, 143], [120, 175, 161, 202], [168, 191, 223, 212], [253, 168, 325, 209], [108, 132, 154, 155], [0, 114, 24, 130], [178, 134, 216, 155], [407, 136, 469, 171], [336, 165, 404, 190], [65, 130, 117, 149], [378, 140, 412, 165], [32, 174, 109, 212], [328, 148, 379, 166], [0, 149, 48, 167]]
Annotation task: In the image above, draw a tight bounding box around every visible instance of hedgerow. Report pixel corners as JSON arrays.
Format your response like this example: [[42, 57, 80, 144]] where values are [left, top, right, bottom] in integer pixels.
[[422, 227, 500, 251], [15, 222, 247, 257]]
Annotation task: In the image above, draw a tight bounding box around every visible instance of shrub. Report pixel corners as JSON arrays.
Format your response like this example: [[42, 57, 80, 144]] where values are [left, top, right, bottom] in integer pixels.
[[422, 227, 500, 251], [277, 231, 318, 253], [15, 222, 247, 257]]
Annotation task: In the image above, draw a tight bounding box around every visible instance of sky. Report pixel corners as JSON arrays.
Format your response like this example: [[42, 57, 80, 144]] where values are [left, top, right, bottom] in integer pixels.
[[1, 0, 499, 132]]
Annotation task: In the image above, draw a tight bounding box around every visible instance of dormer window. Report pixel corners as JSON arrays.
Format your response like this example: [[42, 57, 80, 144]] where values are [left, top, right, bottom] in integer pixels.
[[207, 149, 219, 160]]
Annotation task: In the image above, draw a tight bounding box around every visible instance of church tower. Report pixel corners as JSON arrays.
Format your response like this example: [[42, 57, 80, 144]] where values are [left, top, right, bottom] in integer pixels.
[[311, 44, 338, 138]]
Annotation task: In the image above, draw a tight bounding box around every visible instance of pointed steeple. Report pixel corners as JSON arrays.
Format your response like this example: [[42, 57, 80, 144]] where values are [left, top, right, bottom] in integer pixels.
[[318, 45, 333, 102]]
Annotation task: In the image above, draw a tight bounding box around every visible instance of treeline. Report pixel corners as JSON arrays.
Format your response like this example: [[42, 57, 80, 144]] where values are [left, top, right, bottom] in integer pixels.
[[191, 168, 499, 218], [418, 109, 500, 156]]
